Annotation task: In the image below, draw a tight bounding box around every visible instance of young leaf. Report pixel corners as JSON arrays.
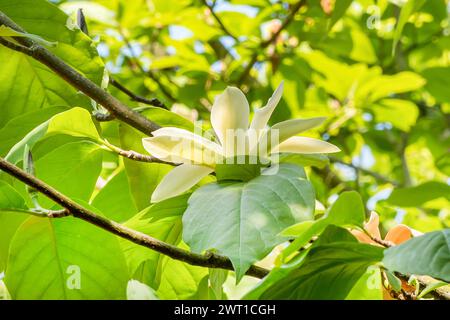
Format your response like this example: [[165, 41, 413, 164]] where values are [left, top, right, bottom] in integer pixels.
[[183, 163, 315, 281], [383, 229, 450, 282]]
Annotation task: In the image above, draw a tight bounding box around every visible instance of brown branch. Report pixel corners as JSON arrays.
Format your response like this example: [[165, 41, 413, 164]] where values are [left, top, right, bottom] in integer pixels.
[[236, 0, 305, 86], [329, 156, 400, 186], [110, 78, 168, 109], [202, 0, 238, 41], [101, 139, 176, 165], [0, 156, 268, 279], [0, 12, 160, 137]]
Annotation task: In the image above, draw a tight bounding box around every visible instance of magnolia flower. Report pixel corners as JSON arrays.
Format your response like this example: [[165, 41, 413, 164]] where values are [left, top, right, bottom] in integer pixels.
[[143, 82, 340, 202], [351, 212, 421, 246]]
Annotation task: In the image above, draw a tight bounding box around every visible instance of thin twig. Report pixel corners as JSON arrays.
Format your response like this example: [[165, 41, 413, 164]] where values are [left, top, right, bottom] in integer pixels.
[[0, 12, 160, 137], [0, 157, 268, 279], [110, 78, 168, 109], [329, 156, 400, 186], [236, 0, 305, 86], [101, 139, 176, 165], [202, 0, 238, 41]]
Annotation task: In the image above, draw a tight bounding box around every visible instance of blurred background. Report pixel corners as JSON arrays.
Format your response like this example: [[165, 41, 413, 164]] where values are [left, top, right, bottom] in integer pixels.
[[49, 0, 449, 234]]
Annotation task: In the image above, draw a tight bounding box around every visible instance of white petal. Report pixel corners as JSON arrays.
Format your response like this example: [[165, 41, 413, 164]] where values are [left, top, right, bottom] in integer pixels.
[[211, 87, 250, 147], [258, 117, 326, 155], [249, 81, 284, 136], [270, 136, 340, 154], [272, 117, 326, 143], [151, 164, 214, 202], [142, 127, 222, 166]]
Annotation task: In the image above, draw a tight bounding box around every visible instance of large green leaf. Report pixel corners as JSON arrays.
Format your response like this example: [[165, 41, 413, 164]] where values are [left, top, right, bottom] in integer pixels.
[[4, 215, 129, 299], [34, 141, 103, 207], [244, 226, 373, 299], [120, 195, 188, 289], [260, 241, 384, 299], [91, 169, 137, 222], [280, 191, 365, 259], [156, 253, 208, 300], [0, 106, 67, 157], [387, 181, 450, 207], [183, 163, 315, 280], [0, 0, 104, 127], [5, 107, 101, 164], [372, 99, 419, 132], [0, 181, 28, 271], [383, 229, 450, 282]]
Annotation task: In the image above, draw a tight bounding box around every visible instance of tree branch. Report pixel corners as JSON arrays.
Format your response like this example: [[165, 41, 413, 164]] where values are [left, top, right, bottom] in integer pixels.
[[0, 12, 160, 137], [0, 156, 268, 279], [101, 139, 176, 165], [202, 0, 238, 41], [236, 0, 305, 86], [110, 78, 168, 109], [329, 156, 400, 186]]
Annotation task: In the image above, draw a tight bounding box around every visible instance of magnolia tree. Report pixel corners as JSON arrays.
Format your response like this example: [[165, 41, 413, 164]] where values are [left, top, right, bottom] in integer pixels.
[[0, 0, 449, 300]]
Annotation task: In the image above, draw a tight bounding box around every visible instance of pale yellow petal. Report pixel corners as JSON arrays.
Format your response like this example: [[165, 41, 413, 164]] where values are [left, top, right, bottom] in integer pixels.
[[142, 127, 222, 166], [257, 117, 326, 156], [270, 136, 340, 154], [151, 164, 213, 202], [249, 82, 284, 136], [211, 87, 250, 147], [365, 211, 381, 239], [272, 117, 326, 143]]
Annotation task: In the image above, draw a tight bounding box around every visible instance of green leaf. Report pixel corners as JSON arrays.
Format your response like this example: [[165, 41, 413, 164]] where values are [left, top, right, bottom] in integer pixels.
[[46, 107, 100, 141], [183, 163, 315, 281], [356, 71, 426, 104], [0, 181, 28, 271], [34, 141, 103, 207], [0, 25, 57, 46], [156, 255, 208, 300], [372, 99, 419, 132], [121, 195, 188, 288], [387, 181, 450, 207], [4, 215, 129, 299], [276, 153, 330, 169], [0, 0, 104, 128], [281, 191, 365, 259], [385, 270, 402, 292], [215, 157, 265, 182], [0, 107, 67, 157], [5, 107, 101, 164], [328, 0, 353, 30], [421, 67, 450, 103], [260, 241, 384, 299], [91, 169, 137, 222], [383, 229, 450, 282], [209, 269, 228, 300], [393, 0, 426, 54], [345, 266, 383, 300]]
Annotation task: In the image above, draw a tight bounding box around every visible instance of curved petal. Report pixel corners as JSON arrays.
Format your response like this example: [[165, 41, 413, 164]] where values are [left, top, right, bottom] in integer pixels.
[[365, 211, 381, 240], [211, 87, 250, 147], [272, 117, 326, 143], [385, 224, 412, 245], [151, 164, 214, 202], [142, 127, 223, 166], [270, 136, 340, 154], [258, 117, 326, 156], [249, 82, 284, 136]]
